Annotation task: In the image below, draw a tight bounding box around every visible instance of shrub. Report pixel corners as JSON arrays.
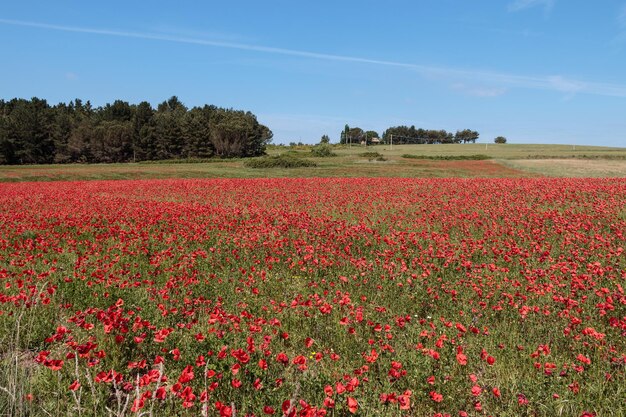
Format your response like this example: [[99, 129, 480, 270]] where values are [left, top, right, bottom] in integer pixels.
[[244, 154, 317, 168], [494, 136, 507, 144], [358, 151, 387, 161], [359, 152, 383, 159], [310, 145, 336, 157]]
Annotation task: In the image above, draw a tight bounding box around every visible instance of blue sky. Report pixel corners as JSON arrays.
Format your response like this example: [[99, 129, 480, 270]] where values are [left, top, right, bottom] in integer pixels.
[[1, 1, 626, 146]]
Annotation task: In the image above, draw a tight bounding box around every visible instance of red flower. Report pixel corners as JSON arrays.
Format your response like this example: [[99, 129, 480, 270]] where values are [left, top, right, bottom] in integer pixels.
[[398, 392, 411, 410], [336, 382, 346, 394], [178, 365, 194, 383], [347, 397, 358, 414], [430, 391, 443, 403], [276, 352, 289, 365]]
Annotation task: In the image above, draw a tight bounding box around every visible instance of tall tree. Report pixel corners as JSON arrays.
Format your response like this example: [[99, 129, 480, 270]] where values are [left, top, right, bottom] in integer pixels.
[[132, 101, 155, 161], [8, 98, 55, 164], [455, 129, 480, 143], [340, 124, 350, 144], [182, 107, 213, 158]]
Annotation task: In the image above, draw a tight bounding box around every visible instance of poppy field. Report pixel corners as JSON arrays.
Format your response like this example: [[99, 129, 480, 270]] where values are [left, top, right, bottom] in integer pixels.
[[0, 177, 625, 417]]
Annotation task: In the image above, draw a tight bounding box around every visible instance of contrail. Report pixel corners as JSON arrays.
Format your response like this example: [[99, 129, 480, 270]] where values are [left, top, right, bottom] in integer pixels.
[[2, 17, 626, 98]]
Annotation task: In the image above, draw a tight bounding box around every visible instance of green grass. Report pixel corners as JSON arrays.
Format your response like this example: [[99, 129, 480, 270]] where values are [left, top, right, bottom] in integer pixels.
[[323, 143, 626, 159], [402, 154, 491, 160], [244, 154, 317, 168], [1, 143, 625, 182]]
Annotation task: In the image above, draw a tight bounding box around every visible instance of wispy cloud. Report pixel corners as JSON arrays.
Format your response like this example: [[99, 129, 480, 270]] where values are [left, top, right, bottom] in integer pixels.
[[451, 83, 507, 98], [620, 4, 626, 27], [1, 18, 626, 98], [508, 0, 555, 13], [612, 4, 626, 44]]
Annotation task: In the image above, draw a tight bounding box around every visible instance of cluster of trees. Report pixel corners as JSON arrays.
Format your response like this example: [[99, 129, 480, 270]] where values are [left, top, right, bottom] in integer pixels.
[[337, 125, 480, 145], [339, 125, 380, 145], [0, 96, 273, 164], [381, 126, 479, 144]]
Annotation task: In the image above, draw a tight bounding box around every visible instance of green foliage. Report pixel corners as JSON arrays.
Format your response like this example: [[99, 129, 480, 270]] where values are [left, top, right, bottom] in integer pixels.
[[455, 129, 479, 143], [402, 154, 492, 160], [244, 154, 317, 168], [494, 136, 507, 144], [358, 151, 386, 161], [358, 151, 383, 158], [382, 126, 479, 144], [310, 145, 336, 157], [0, 97, 272, 164]]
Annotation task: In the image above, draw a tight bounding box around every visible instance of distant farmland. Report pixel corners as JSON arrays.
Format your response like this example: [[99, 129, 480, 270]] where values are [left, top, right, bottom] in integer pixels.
[[1, 144, 625, 182]]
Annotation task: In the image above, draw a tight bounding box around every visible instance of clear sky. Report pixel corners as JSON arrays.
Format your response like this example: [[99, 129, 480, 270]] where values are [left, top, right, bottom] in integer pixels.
[[1, 1, 626, 146]]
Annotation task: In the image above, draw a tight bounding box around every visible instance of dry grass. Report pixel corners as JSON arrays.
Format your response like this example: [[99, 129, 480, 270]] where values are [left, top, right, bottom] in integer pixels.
[[499, 159, 626, 177], [320, 143, 626, 159]]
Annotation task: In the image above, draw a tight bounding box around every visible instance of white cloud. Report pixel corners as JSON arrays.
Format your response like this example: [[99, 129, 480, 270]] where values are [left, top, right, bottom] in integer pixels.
[[508, 0, 555, 13], [451, 83, 507, 97], [545, 75, 584, 94], [2, 18, 626, 98]]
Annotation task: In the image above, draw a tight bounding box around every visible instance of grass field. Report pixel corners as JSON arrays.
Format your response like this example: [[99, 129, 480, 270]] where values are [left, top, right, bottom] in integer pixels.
[[323, 143, 626, 160], [1, 144, 625, 182]]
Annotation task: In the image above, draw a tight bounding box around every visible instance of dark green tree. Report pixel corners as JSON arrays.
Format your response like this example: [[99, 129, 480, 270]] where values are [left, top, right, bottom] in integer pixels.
[[0, 96, 272, 164], [182, 107, 213, 158], [455, 129, 480, 144], [340, 124, 350, 144], [8, 98, 55, 164]]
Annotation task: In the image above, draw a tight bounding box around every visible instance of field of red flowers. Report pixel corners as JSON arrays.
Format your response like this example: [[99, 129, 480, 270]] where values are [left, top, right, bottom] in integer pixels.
[[1, 178, 625, 417]]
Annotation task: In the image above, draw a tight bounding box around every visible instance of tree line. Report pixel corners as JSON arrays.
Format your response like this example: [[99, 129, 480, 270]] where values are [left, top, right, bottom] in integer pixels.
[[339, 125, 479, 145], [0, 96, 273, 164]]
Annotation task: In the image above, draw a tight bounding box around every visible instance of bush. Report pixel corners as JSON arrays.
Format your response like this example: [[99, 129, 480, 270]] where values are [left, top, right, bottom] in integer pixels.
[[358, 152, 386, 161], [310, 145, 336, 157], [494, 136, 507, 144], [244, 154, 317, 168], [359, 152, 383, 159]]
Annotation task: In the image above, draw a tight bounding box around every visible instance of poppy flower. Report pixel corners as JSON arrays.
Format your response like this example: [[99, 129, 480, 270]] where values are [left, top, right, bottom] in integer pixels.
[[347, 397, 358, 414]]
